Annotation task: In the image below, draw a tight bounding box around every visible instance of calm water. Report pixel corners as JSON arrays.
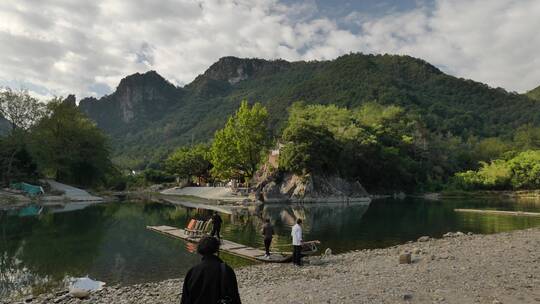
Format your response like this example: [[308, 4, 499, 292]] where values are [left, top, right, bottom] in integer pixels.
[[1, 197, 540, 298]]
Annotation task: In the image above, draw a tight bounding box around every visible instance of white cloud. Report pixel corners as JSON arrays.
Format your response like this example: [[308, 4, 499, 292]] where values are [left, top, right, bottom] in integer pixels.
[[0, 0, 538, 101], [354, 0, 540, 93]]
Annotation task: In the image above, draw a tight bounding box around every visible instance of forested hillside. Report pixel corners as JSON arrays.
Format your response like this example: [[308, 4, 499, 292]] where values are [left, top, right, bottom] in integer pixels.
[[78, 53, 540, 168], [526, 85, 540, 101]]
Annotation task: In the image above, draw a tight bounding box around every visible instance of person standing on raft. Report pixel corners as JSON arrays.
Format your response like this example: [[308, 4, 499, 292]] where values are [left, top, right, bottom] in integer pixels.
[[291, 218, 303, 266], [210, 211, 223, 239], [261, 218, 274, 259]]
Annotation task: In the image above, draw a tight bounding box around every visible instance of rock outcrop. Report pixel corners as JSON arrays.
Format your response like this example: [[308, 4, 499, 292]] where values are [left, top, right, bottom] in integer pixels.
[[257, 171, 370, 203], [78, 71, 182, 131], [193, 56, 292, 85]]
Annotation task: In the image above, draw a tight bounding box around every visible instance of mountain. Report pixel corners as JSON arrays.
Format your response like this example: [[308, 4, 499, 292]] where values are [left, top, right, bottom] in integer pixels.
[[526, 85, 540, 101], [79, 71, 182, 132], [78, 53, 540, 168]]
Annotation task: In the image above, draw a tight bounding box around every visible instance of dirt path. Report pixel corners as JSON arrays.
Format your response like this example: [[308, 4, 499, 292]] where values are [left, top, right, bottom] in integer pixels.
[[161, 186, 248, 202]]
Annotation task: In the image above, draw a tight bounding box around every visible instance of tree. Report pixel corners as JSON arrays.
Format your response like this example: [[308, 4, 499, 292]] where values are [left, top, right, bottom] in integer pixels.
[[0, 136, 38, 185], [507, 150, 540, 189], [279, 123, 340, 175], [31, 99, 112, 186], [472, 137, 511, 162], [513, 124, 540, 150], [0, 88, 45, 184], [451, 150, 540, 190], [0, 88, 45, 132], [166, 144, 212, 183], [210, 101, 270, 181]]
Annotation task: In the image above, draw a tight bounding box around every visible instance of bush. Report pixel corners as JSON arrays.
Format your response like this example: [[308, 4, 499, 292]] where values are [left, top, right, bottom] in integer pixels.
[[452, 150, 540, 190]]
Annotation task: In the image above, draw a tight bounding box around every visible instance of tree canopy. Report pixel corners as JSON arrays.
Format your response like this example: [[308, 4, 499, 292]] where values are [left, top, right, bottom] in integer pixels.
[[278, 102, 425, 190], [165, 144, 212, 183], [210, 101, 270, 181], [452, 150, 540, 190], [30, 99, 112, 186], [0, 88, 45, 132]]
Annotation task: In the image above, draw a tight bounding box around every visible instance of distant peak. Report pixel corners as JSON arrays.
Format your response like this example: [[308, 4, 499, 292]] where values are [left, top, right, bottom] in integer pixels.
[[117, 70, 171, 89], [198, 56, 291, 85], [62, 94, 77, 106]]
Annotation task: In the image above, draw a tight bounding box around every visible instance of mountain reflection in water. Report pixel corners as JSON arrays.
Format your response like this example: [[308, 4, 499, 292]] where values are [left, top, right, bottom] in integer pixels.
[[1, 198, 540, 299]]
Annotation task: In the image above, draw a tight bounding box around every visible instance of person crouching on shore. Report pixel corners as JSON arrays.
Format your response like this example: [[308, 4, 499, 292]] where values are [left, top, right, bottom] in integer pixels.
[[181, 236, 241, 304]]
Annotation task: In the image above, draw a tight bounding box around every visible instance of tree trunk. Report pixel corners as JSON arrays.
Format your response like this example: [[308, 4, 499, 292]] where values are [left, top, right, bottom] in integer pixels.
[[4, 148, 18, 185]]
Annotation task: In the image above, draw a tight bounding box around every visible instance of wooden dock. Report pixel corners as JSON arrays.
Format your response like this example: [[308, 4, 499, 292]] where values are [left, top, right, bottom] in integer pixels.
[[146, 225, 292, 263], [454, 209, 540, 217]]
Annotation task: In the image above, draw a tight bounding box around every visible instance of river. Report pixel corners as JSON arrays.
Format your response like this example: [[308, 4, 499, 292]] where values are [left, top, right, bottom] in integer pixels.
[[1, 197, 540, 299]]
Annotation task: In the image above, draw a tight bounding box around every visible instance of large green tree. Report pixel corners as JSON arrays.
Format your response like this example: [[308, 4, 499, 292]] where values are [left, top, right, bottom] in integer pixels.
[[280, 102, 425, 190], [452, 150, 540, 190], [210, 101, 270, 181], [0, 88, 46, 132], [165, 144, 212, 183], [31, 99, 112, 186], [279, 123, 340, 175], [0, 89, 45, 184]]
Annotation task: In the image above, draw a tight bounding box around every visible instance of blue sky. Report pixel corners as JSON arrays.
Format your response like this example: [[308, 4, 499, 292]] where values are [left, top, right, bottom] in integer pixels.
[[0, 0, 539, 99], [285, 0, 424, 20]]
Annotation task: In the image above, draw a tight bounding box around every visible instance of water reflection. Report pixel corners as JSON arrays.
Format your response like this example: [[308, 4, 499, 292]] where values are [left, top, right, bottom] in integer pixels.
[[1, 198, 540, 299], [0, 202, 203, 299]]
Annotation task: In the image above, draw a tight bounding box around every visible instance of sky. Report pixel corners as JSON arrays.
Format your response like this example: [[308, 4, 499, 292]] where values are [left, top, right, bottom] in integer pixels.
[[0, 0, 539, 100]]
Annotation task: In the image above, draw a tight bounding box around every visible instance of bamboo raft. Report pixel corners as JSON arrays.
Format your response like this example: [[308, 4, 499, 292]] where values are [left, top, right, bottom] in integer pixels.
[[454, 209, 540, 217], [147, 225, 295, 263]]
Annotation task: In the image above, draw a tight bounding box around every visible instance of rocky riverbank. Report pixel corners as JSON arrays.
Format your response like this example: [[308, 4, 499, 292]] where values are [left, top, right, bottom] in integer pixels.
[[258, 172, 371, 203], [6, 228, 540, 304]]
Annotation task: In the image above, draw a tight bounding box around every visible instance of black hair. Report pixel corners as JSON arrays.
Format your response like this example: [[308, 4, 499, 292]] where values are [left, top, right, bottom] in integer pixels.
[[296, 218, 302, 224], [197, 236, 220, 256], [265, 218, 270, 223]]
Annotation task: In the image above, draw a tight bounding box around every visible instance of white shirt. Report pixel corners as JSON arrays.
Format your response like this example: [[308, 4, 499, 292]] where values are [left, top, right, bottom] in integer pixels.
[[291, 224, 302, 246]]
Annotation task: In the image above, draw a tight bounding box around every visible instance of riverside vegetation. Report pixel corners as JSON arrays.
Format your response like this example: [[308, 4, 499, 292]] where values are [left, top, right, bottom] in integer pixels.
[[0, 91, 114, 190], [4, 54, 540, 193]]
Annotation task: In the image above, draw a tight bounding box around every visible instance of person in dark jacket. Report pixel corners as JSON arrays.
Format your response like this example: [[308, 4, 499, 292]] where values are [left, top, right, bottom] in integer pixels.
[[261, 218, 274, 258], [211, 212, 223, 239], [181, 236, 241, 304]]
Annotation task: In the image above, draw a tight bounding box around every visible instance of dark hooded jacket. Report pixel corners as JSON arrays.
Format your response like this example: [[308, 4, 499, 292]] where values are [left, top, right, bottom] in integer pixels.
[[212, 213, 223, 227], [180, 255, 241, 304]]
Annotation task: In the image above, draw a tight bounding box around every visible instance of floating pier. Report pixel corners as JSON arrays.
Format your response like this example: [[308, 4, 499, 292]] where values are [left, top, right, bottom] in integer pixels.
[[454, 209, 540, 217], [146, 225, 292, 263]]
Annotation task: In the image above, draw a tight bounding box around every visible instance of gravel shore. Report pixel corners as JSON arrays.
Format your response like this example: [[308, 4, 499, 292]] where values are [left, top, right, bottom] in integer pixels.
[[7, 228, 540, 304]]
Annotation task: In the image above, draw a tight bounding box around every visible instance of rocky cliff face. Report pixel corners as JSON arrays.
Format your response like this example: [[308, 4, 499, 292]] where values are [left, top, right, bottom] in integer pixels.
[[77, 57, 288, 134], [192, 56, 292, 85], [257, 171, 370, 203], [78, 71, 182, 132]]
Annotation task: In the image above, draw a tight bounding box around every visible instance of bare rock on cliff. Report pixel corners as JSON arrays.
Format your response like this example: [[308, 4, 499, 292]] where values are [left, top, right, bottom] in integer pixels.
[[259, 172, 369, 203]]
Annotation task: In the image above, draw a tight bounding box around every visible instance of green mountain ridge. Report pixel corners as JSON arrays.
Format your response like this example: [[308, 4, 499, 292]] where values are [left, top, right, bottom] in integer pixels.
[[526, 85, 540, 101], [77, 53, 540, 168]]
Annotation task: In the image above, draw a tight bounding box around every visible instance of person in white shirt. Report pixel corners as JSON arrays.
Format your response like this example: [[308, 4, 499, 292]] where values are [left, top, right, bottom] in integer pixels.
[[291, 218, 303, 266]]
